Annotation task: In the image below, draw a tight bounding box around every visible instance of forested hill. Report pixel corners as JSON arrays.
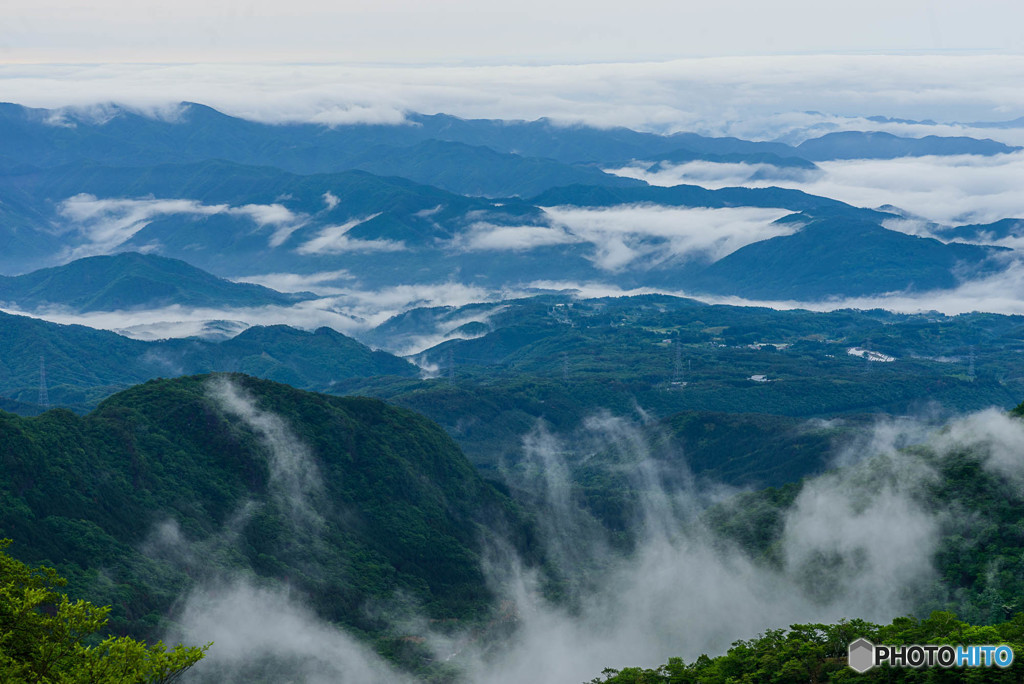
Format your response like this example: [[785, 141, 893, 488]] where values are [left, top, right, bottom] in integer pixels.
[[0, 310, 418, 409], [0, 374, 535, 659], [0, 252, 310, 311]]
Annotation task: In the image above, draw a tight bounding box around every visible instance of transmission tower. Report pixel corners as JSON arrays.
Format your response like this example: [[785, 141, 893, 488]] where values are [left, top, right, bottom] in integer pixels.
[[968, 346, 976, 381], [38, 355, 49, 408], [447, 346, 455, 380], [672, 336, 684, 384]]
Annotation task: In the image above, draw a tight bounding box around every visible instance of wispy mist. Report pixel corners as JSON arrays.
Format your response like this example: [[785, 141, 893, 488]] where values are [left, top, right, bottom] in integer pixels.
[[207, 377, 324, 532], [57, 194, 306, 259], [157, 378, 412, 683], [433, 407, 1024, 682], [434, 412, 942, 682], [541, 205, 795, 269], [138, 377, 1024, 682], [173, 580, 413, 684]]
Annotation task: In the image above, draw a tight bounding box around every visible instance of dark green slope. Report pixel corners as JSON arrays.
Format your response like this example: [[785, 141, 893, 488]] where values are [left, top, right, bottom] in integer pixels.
[[659, 411, 852, 486], [0, 309, 154, 407], [343, 295, 1024, 476], [0, 252, 308, 311], [0, 374, 531, 642], [693, 217, 1008, 298], [0, 310, 417, 409], [165, 325, 418, 387]]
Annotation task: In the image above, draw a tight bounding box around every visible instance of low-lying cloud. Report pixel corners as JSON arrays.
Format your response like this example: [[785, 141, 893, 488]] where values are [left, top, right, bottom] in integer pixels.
[[7, 56, 1024, 143], [539, 204, 795, 270], [612, 152, 1024, 226], [232, 270, 355, 296], [296, 214, 406, 255], [457, 222, 580, 252], [0, 298, 369, 341], [57, 194, 307, 258]]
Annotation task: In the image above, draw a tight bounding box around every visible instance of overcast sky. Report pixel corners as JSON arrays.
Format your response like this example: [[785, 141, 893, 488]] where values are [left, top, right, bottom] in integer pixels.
[[3, 2, 1024, 132], [4, 0, 1024, 64]]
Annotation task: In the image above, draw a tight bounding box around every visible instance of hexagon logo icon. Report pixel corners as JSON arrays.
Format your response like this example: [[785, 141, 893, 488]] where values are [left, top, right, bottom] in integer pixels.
[[848, 638, 875, 673]]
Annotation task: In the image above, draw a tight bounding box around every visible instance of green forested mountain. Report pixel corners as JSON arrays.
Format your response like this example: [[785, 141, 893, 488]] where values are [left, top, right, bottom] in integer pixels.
[[348, 295, 1024, 478], [0, 252, 309, 310], [6, 98, 1024, 682], [692, 217, 1008, 298], [597, 406, 1024, 682], [0, 374, 533, 660], [0, 310, 417, 410]]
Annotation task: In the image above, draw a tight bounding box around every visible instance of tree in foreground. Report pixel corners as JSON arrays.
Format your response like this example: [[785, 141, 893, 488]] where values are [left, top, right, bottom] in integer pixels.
[[0, 539, 207, 683], [588, 612, 1024, 683]]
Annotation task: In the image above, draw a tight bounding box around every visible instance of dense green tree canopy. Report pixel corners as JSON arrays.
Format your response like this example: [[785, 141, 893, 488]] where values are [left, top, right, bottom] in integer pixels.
[[590, 611, 1024, 683], [0, 539, 206, 682]]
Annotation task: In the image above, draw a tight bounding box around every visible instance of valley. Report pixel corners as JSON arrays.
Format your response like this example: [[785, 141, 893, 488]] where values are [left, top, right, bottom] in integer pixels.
[[3, 98, 1024, 683]]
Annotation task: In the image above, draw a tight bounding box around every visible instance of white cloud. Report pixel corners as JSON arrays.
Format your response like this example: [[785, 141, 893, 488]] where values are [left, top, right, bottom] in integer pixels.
[[388, 306, 509, 356], [608, 160, 819, 187], [322, 191, 340, 210], [6, 56, 1024, 140], [296, 214, 406, 254], [672, 256, 1024, 316], [457, 222, 580, 251], [58, 194, 226, 259], [437, 412, 954, 683], [7, 1, 1024, 76], [0, 280, 526, 343], [172, 580, 412, 684], [234, 270, 354, 295], [541, 205, 795, 269], [229, 203, 308, 248], [11, 252, 1021, 344], [0, 298, 369, 340], [56, 194, 308, 258], [614, 152, 1024, 225]]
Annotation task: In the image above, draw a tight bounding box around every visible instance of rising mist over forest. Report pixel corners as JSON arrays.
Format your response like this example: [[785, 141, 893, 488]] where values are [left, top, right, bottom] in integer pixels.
[[5, 2, 1024, 682]]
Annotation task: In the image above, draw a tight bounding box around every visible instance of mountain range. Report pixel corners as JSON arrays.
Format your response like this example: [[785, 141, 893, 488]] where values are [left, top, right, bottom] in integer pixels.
[[5, 99, 1024, 681]]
